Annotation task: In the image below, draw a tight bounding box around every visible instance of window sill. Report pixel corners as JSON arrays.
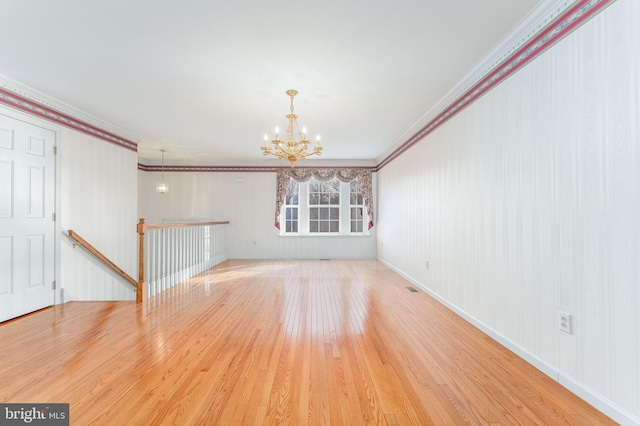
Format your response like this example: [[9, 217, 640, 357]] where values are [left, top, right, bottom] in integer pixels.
[[278, 233, 372, 238]]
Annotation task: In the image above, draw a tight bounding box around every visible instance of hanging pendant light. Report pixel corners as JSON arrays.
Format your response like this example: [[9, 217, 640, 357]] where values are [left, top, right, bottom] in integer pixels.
[[156, 149, 169, 194]]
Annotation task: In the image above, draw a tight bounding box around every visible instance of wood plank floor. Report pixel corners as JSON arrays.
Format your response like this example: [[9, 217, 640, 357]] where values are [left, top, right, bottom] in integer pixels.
[[0, 260, 614, 425]]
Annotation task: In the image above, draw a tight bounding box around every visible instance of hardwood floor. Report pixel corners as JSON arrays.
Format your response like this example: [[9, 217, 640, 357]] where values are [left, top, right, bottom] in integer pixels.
[[0, 260, 614, 425]]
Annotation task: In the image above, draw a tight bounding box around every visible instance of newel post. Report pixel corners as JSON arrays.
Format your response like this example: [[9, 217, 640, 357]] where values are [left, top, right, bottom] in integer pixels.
[[136, 218, 147, 303]]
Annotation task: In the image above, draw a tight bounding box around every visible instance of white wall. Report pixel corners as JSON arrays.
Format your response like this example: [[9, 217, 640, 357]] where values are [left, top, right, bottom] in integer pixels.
[[60, 130, 138, 301], [376, 1, 639, 423], [138, 170, 376, 259], [0, 103, 138, 302]]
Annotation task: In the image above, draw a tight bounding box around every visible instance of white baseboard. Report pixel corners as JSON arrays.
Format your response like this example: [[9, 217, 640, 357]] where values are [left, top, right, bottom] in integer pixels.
[[377, 258, 640, 426]]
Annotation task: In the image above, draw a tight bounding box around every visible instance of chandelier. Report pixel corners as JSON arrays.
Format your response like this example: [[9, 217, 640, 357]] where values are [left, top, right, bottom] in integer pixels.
[[261, 89, 323, 167], [156, 149, 169, 194]]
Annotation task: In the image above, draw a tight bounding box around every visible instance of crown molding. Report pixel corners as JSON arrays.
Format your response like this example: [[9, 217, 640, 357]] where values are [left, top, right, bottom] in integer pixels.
[[0, 74, 138, 152], [376, 0, 618, 170]]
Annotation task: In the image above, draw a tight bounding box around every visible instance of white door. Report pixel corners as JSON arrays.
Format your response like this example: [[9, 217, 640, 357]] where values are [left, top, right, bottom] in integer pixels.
[[0, 113, 56, 323]]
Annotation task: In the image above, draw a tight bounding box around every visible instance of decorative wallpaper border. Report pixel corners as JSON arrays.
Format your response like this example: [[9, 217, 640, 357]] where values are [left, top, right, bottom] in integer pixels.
[[138, 164, 374, 173], [138, 164, 281, 173], [0, 87, 137, 152], [376, 0, 618, 171]]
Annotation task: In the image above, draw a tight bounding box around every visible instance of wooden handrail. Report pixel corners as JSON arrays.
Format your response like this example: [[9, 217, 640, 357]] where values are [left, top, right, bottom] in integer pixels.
[[67, 230, 138, 290], [144, 221, 230, 230], [68, 221, 230, 304]]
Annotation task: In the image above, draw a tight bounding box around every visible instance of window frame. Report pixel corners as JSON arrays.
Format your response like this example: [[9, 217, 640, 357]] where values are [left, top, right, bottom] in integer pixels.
[[308, 178, 341, 233], [283, 178, 300, 233], [349, 179, 365, 233], [280, 177, 369, 236]]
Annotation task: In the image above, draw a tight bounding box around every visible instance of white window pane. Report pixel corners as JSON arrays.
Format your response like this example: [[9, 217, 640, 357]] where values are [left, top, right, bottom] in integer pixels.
[[309, 179, 320, 192], [286, 207, 299, 220], [286, 178, 299, 205]]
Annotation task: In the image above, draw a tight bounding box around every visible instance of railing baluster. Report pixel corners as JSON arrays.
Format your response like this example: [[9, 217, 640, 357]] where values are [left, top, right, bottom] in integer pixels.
[[170, 228, 175, 288], [162, 229, 167, 292], [148, 230, 153, 298], [167, 228, 171, 289], [176, 227, 181, 283], [198, 226, 202, 274], [147, 229, 152, 298], [189, 227, 193, 276], [153, 230, 158, 296]]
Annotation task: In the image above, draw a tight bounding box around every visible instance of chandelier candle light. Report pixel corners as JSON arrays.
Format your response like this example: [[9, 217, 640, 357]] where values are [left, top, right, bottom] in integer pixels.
[[156, 149, 169, 194], [261, 89, 322, 167]]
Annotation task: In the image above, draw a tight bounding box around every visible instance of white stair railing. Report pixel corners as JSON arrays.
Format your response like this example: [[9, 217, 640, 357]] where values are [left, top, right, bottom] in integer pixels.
[[137, 219, 229, 301]]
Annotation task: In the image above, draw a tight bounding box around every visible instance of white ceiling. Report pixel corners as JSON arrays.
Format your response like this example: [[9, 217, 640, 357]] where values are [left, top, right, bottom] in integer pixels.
[[0, 0, 543, 165]]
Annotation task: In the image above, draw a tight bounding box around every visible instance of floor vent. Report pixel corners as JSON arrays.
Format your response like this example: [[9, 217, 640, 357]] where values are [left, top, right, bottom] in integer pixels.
[[406, 286, 419, 293], [320, 259, 331, 261]]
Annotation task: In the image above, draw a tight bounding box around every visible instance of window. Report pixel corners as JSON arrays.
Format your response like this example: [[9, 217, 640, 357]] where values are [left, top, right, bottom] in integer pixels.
[[350, 180, 364, 233], [275, 168, 374, 232], [309, 178, 340, 233], [281, 177, 367, 235], [284, 178, 299, 233]]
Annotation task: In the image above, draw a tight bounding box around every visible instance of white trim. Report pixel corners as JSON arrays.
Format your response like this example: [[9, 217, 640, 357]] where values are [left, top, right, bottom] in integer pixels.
[[377, 257, 640, 426], [278, 234, 373, 239], [0, 73, 137, 143]]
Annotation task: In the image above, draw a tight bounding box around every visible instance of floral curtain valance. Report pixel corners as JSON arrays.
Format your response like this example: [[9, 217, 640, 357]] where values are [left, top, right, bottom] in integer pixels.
[[275, 168, 374, 230]]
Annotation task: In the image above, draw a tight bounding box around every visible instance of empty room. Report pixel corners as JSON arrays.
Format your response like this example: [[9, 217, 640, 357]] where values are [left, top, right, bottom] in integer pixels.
[[0, 0, 638, 424]]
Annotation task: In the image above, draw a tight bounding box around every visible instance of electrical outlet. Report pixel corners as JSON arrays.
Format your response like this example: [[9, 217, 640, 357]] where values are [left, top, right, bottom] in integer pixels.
[[558, 311, 572, 334], [425, 260, 429, 269]]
